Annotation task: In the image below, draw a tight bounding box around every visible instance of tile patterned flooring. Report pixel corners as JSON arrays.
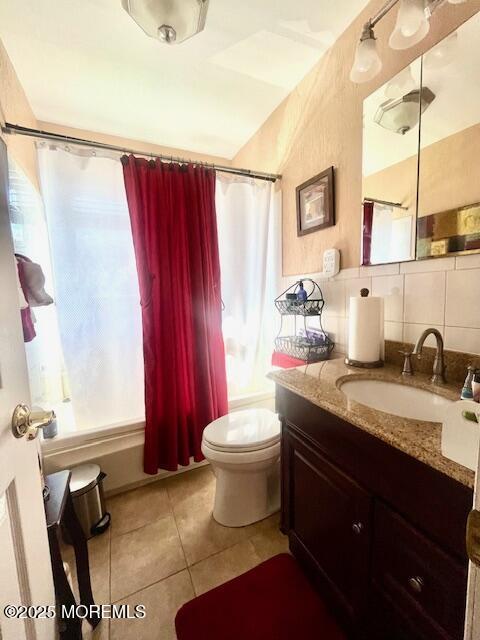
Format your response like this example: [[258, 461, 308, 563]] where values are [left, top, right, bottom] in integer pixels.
[[64, 465, 288, 640]]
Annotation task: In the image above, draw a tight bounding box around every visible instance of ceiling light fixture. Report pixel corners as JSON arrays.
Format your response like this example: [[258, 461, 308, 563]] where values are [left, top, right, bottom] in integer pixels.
[[374, 87, 435, 134], [350, 0, 467, 83], [122, 0, 209, 45]]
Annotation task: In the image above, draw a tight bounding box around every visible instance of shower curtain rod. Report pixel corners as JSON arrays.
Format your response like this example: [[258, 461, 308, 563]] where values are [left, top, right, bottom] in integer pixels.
[[364, 196, 408, 210], [2, 123, 281, 183]]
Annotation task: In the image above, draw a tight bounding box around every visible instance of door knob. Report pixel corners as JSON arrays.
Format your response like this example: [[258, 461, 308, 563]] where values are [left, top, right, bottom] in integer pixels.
[[408, 576, 424, 594], [467, 509, 480, 568], [12, 404, 55, 440]]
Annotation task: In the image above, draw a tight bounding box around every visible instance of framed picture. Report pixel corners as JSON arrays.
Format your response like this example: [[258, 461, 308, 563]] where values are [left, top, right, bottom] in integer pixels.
[[296, 166, 335, 236]]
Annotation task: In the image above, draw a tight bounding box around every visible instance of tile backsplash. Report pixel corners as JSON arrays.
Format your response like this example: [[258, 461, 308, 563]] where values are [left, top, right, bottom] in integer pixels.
[[282, 254, 480, 356]]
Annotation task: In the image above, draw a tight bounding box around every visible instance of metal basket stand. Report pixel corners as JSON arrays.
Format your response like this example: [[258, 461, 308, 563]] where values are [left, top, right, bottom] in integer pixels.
[[274, 279, 334, 364]]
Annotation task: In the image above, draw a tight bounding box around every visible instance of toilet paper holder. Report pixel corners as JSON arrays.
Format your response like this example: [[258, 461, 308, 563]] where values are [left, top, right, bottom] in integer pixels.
[[345, 288, 384, 369]]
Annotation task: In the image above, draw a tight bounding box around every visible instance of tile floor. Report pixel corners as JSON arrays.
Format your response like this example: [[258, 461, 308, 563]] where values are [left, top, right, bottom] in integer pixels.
[[63, 465, 288, 640]]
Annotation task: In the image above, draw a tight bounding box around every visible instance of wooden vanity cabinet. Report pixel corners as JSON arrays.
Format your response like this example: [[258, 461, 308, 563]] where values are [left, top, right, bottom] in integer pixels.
[[277, 386, 473, 640], [286, 430, 372, 620]]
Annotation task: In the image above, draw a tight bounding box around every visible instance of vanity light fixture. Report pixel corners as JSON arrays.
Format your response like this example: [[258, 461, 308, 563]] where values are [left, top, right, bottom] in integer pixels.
[[121, 0, 209, 45], [349, 23, 383, 83], [389, 0, 430, 50], [350, 0, 468, 83]]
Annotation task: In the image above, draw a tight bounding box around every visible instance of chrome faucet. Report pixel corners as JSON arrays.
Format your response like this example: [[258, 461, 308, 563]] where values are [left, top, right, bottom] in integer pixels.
[[412, 328, 447, 385]]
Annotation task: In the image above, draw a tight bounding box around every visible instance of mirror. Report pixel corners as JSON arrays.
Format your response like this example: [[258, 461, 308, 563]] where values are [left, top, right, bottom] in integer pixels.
[[417, 15, 480, 259], [361, 12, 480, 266], [361, 59, 421, 265]]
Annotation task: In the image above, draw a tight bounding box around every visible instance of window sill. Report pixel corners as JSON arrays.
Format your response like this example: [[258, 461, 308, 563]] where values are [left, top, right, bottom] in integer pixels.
[[41, 390, 275, 454], [41, 418, 145, 454]]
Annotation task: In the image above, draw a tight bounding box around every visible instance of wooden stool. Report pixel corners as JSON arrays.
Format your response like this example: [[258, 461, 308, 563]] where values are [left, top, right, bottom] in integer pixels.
[[45, 471, 100, 640]]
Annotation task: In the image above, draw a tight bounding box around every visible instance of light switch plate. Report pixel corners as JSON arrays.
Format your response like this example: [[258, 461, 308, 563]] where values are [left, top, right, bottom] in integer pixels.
[[323, 248, 340, 278]]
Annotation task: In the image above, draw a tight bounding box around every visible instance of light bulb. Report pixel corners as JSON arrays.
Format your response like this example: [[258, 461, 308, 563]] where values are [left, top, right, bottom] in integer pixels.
[[389, 0, 430, 50], [350, 34, 382, 83], [397, 0, 426, 37]]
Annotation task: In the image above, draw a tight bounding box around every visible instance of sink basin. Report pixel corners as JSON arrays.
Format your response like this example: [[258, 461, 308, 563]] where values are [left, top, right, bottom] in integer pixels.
[[339, 379, 452, 422]]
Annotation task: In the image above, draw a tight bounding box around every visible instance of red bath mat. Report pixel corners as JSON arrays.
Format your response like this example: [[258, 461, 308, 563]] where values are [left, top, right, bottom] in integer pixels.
[[175, 553, 346, 640]]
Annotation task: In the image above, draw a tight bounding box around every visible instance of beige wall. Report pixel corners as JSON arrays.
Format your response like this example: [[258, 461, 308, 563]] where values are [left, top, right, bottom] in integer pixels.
[[418, 122, 480, 216], [232, 0, 480, 275], [0, 39, 39, 189], [363, 122, 480, 219], [363, 155, 418, 213], [38, 121, 231, 168]]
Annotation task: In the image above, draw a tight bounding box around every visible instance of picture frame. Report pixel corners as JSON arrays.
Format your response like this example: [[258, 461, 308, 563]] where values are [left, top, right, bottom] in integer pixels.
[[296, 166, 335, 236]]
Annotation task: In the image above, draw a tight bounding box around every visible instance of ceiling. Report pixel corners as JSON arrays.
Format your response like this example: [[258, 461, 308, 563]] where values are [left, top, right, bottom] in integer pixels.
[[0, 0, 369, 159]]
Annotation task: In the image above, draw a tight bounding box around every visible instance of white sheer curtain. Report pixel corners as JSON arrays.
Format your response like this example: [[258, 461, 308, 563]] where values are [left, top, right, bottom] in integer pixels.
[[216, 173, 282, 398], [8, 160, 66, 417], [37, 146, 145, 431]]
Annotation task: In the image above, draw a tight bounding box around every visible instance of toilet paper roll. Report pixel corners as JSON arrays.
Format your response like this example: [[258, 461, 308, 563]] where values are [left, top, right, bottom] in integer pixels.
[[347, 296, 384, 364]]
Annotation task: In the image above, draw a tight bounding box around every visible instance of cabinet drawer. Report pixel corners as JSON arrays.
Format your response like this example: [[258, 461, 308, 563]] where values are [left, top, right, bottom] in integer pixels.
[[372, 502, 467, 640]]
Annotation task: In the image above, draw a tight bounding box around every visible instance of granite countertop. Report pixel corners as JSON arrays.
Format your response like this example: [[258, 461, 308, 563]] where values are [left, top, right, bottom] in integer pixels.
[[268, 358, 475, 489]]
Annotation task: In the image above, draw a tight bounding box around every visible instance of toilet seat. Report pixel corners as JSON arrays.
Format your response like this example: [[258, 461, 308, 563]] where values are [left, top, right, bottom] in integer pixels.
[[201, 439, 280, 465], [202, 409, 280, 454]]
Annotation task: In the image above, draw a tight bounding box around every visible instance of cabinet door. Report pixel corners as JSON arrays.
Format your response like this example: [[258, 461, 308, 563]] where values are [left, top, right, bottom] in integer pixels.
[[285, 428, 372, 619], [370, 502, 467, 640]]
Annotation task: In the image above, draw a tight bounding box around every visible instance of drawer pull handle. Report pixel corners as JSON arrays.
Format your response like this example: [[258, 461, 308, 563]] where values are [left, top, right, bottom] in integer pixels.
[[408, 576, 424, 594], [352, 522, 363, 535]]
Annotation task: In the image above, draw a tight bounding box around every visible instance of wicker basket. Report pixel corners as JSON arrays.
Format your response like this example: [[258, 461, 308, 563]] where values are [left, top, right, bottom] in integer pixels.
[[274, 336, 334, 363], [274, 299, 324, 316]]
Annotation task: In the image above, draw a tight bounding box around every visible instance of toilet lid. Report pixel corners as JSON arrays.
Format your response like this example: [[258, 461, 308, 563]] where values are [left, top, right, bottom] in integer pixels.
[[203, 409, 280, 452]]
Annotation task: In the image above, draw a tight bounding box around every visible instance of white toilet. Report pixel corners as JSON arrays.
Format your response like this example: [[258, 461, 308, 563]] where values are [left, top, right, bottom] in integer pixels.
[[201, 408, 281, 527]]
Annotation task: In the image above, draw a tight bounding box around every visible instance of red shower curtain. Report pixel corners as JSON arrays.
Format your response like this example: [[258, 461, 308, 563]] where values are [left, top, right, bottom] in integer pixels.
[[362, 201, 374, 266], [122, 156, 228, 473]]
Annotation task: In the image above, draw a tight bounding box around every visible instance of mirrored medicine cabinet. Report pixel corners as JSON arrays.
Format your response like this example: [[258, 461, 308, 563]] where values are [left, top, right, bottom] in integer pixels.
[[361, 11, 480, 266]]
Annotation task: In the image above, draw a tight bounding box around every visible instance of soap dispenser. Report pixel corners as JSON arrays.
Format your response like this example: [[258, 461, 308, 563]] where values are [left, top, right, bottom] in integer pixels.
[[473, 371, 480, 403], [461, 365, 476, 400], [297, 281, 307, 302]]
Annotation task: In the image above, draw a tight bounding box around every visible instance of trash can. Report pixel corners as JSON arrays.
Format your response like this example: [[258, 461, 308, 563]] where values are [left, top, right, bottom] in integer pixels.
[[69, 463, 110, 539]]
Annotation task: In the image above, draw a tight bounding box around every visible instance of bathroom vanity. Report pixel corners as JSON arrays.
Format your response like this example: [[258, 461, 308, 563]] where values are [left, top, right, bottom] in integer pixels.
[[272, 359, 474, 640]]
